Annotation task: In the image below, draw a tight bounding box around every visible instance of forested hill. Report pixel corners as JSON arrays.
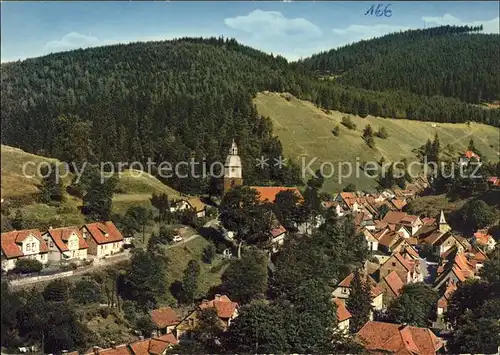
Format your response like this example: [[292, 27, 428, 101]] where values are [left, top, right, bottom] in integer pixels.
[[299, 25, 500, 104], [1, 35, 499, 194]]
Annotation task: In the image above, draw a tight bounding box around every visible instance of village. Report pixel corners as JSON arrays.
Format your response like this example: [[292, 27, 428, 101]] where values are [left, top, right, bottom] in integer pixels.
[[1, 139, 498, 355]]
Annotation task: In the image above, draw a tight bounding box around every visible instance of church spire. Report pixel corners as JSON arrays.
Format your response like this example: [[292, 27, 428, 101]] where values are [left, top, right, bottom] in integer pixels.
[[229, 139, 238, 155], [439, 210, 446, 224], [439, 210, 451, 233]]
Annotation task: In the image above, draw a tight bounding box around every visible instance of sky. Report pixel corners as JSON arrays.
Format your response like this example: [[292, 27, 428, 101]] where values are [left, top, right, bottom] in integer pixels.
[[1, 1, 499, 63]]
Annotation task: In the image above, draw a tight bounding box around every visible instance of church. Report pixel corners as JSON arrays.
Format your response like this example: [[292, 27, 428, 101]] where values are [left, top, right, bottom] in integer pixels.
[[222, 139, 304, 252]]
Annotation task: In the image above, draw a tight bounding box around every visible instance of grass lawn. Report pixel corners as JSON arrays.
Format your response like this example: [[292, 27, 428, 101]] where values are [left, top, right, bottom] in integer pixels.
[[164, 236, 229, 297], [254, 92, 500, 194]]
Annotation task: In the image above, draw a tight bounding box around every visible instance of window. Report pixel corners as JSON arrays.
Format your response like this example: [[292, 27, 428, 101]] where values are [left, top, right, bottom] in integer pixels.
[[392, 262, 396, 267], [50, 241, 54, 248], [26, 243, 31, 252], [341, 287, 349, 294]]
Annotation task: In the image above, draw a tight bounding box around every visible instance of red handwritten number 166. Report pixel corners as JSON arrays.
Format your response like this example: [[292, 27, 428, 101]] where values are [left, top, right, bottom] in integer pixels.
[[365, 4, 392, 17]]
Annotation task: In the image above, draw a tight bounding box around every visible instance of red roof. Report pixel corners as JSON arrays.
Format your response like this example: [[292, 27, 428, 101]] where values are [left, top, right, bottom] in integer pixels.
[[249, 186, 303, 204], [391, 198, 407, 211], [464, 150, 480, 159], [270, 225, 287, 238], [421, 217, 436, 226], [333, 298, 352, 322], [199, 295, 238, 319], [382, 211, 407, 225], [151, 307, 180, 328], [81, 221, 124, 245], [338, 272, 383, 298], [45, 227, 88, 252], [384, 271, 404, 297], [474, 231, 493, 245], [357, 321, 443, 354], [1, 229, 48, 258]]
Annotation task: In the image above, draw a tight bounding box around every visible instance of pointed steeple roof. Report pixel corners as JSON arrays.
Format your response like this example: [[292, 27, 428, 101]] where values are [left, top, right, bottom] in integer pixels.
[[439, 210, 447, 224], [229, 139, 238, 155]]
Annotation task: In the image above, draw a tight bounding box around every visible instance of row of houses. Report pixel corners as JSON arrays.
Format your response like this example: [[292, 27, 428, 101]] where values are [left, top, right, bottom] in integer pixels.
[[1, 221, 125, 272]]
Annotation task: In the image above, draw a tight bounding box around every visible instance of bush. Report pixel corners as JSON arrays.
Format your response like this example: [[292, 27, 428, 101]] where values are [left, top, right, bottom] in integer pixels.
[[332, 124, 340, 136], [202, 243, 217, 264], [72, 279, 101, 304], [341, 115, 357, 130], [99, 308, 110, 319], [375, 126, 389, 139], [13, 259, 43, 274]]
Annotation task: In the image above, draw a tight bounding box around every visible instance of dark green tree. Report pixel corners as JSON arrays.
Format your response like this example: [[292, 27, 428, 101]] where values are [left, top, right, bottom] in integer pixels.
[[39, 164, 65, 203], [182, 260, 201, 304], [346, 269, 373, 332]]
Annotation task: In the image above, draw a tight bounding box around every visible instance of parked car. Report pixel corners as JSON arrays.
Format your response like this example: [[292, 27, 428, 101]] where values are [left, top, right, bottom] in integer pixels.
[[173, 235, 183, 243]]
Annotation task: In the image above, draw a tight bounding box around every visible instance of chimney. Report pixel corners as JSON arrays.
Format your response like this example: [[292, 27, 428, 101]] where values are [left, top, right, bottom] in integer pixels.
[[93, 346, 99, 355], [110, 341, 116, 349]]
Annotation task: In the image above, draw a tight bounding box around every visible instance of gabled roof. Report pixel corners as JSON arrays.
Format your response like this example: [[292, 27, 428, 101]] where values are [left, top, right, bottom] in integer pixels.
[[45, 227, 88, 252], [390, 198, 407, 211], [250, 186, 303, 204], [81, 221, 124, 244], [382, 211, 407, 225], [1, 229, 48, 258], [151, 307, 180, 329], [270, 225, 287, 238], [383, 271, 404, 297], [378, 231, 404, 249], [337, 272, 383, 297], [333, 298, 352, 322], [199, 294, 238, 319], [357, 321, 443, 354], [474, 230, 494, 245], [186, 197, 205, 213]]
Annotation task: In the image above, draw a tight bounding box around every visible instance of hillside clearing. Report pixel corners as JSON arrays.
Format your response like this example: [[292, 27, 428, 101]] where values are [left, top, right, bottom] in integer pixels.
[[254, 92, 500, 193]]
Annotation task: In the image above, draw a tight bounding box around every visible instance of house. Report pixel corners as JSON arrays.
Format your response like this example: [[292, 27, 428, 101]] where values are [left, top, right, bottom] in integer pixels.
[[250, 186, 303, 204], [170, 197, 206, 218], [354, 211, 376, 230], [473, 229, 496, 251], [128, 334, 178, 355], [390, 198, 407, 211], [363, 230, 379, 251], [42, 227, 88, 263], [382, 211, 423, 237], [377, 270, 405, 304], [376, 230, 405, 254], [333, 298, 352, 332], [80, 221, 124, 258], [376, 252, 423, 284], [84, 333, 178, 355], [270, 225, 287, 253], [151, 307, 180, 335], [322, 201, 345, 216], [433, 249, 476, 290], [487, 176, 500, 189], [175, 294, 238, 339], [1, 229, 49, 272], [458, 150, 481, 165], [436, 279, 457, 318], [333, 272, 384, 314], [356, 321, 444, 354], [336, 192, 360, 212], [423, 231, 469, 256]]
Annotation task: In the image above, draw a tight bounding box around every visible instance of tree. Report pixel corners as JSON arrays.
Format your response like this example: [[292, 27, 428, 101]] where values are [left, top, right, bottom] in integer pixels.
[[380, 163, 395, 188], [346, 269, 373, 332], [202, 243, 217, 264], [480, 249, 500, 284], [219, 186, 272, 258], [343, 183, 356, 192], [125, 205, 153, 243], [459, 199, 497, 231], [182, 260, 200, 304], [387, 283, 438, 327], [43, 279, 72, 303], [227, 300, 287, 353], [274, 189, 302, 231], [362, 124, 374, 140], [136, 314, 156, 338], [39, 164, 65, 203], [72, 279, 102, 304], [150, 193, 170, 221], [222, 247, 268, 304], [1, 281, 22, 347], [82, 172, 117, 221], [121, 248, 170, 307]]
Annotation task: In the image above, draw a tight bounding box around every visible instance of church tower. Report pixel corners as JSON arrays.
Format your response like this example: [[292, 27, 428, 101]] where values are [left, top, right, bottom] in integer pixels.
[[223, 139, 243, 193], [439, 210, 451, 233]]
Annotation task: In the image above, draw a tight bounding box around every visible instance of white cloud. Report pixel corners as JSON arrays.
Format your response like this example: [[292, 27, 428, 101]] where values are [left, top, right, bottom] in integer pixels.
[[224, 9, 322, 40], [422, 14, 499, 34], [44, 32, 103, 53]]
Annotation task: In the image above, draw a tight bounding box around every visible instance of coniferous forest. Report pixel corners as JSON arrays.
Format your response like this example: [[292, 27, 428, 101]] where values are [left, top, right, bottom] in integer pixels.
[[1, 27, 499, 194]]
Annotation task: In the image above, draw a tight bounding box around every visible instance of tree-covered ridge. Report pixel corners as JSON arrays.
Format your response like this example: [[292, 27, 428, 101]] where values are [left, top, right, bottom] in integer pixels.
[[299, 26, 499, 104], [1, 34, 499, 189]]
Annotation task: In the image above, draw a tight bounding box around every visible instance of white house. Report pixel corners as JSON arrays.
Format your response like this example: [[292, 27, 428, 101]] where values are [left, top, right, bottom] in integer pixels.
[[363, 230, 379, 251], [80, 221, 124, 258], [1, 229, 49, 272], [473, 230, 496, 251], [332, 272, 384, 315], [170, 197, 206, 218], [270, 225, 287, 253], [42, 227, 89, 263]]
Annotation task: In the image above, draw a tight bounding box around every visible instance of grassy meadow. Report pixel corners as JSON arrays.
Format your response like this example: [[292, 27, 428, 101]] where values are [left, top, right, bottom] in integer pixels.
[[254, 92, 500, 193]]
